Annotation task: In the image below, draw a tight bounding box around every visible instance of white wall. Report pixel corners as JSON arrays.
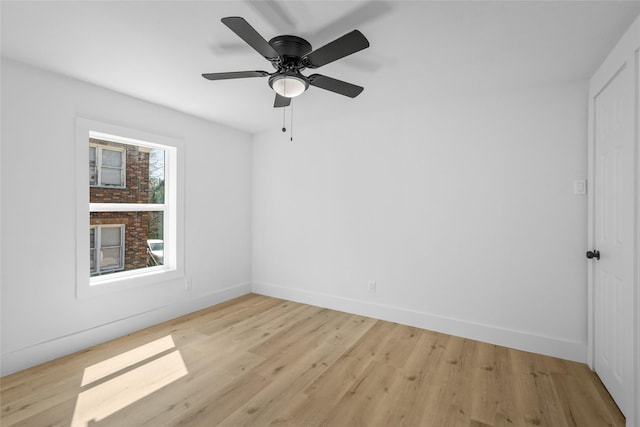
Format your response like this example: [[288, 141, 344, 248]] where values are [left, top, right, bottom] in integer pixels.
[[252, 81, 589, 362], [0, 56, 591, 374], [0, 59, 252, 375]]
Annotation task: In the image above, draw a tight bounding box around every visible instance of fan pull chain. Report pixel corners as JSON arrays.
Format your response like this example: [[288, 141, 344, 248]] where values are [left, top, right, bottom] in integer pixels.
[[290, 101, 294, 142], [282, 107, 286, 133]]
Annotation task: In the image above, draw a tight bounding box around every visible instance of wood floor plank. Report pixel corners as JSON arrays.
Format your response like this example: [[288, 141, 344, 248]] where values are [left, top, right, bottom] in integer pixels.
[[8, 396, 78, 427], [89, 345, 266, 427], [216, 301, 309, 346], [246, 305, 334, 358], [508, 349, 571, 427], [373, 330, 449, 426], [590, 371, 627, 424], [303, 320, 398, 400], [215, 312, 376, 426], [288, 320, 397, 426], [320, 359, 399, 427], [468, 342, 518, 426], [0, 294, 626, 427], [551, 371, 624, 427], [416, 335, 480, 425], [373, 323, 421, 369]]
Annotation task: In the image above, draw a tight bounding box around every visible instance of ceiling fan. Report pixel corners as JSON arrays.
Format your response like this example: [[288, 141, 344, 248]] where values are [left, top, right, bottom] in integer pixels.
[[202, 17, 370, 108]]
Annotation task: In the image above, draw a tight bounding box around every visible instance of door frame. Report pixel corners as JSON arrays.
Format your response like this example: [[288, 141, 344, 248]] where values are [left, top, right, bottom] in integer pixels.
[[587, 15, 639, 427]]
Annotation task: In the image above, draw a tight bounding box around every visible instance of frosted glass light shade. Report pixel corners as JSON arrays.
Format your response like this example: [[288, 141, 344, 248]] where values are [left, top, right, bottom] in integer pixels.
[[271, 75, 307, 98]]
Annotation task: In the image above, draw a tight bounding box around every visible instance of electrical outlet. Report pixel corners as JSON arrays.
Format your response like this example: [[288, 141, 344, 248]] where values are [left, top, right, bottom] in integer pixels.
[[573, 179, 587, 195], [368, 281, 377, 293], [185, 278, 193, 292]]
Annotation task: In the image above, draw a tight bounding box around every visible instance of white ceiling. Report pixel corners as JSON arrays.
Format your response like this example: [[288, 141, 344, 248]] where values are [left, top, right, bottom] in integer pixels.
[[2, 1, 639, 134]]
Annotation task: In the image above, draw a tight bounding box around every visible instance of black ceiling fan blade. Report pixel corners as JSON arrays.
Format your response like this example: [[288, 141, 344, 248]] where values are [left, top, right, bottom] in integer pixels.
[[304, 30, 369, 69], [274, 93, 291, 108], [308, 74, 364, 98], [202, 71, 270, 80], [221, 17, 280, 60]]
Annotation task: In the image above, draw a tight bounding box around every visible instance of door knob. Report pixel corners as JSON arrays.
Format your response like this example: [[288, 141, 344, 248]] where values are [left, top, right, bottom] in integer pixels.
[[586, 250, 600, 260]]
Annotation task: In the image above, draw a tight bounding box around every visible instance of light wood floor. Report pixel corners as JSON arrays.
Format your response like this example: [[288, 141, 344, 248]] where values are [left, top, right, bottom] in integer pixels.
[[1, 294, 624, 426]]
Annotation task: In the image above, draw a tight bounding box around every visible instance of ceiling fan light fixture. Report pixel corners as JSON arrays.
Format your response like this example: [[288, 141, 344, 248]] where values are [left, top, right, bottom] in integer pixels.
[[269, 73, 308, 98]]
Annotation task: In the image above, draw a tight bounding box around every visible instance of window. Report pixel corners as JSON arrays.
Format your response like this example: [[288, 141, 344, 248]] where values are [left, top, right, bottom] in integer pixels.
[[90, 225, 125, 275], [76, 118, 185, 298], [89, 138, 168, 279], [89, 144, 126, 187], [88, 138, 166, 277]]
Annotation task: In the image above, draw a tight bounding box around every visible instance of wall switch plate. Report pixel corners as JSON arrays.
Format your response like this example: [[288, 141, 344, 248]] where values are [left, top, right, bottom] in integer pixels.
[[573, 179, 587, 195]]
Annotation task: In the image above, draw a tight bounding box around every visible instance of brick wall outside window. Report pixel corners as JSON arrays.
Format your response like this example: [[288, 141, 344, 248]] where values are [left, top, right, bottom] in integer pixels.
[[90, 212, 150, 271], [90, 139, 151, 272], [90, 139, 150, 203]]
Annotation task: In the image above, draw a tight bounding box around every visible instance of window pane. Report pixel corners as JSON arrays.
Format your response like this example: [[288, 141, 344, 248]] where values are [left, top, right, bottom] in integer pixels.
[[147, 211, 164, 266], [100, 247, 122, 269], [90, 227, 97, 275], [149, 149, 165, 203], [90, 166, 97, 185], [101, 167, 123, 186], [90, 211, 164, 275], [101, 227, 121, 247], [89, 223, 126, 276], [90, 249, 96, 273], [102, 149, 122, 167], [89, 147, 97, 185]]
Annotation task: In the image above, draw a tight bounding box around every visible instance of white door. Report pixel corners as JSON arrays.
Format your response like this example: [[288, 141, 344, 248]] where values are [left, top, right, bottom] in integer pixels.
[[589, 33, 637, 422]]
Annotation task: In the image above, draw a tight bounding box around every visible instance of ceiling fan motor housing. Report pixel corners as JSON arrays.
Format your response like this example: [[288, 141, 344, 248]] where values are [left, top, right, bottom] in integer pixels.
[[269, 35, 312, 68]]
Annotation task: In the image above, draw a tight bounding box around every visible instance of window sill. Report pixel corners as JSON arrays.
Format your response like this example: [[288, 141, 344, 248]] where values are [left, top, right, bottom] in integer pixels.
[[90, 184, 127, 189], [79, 267, 184, 299]]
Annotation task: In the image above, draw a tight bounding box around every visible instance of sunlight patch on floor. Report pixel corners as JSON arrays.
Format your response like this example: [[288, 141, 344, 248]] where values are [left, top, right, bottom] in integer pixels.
[[71, 335, 188, 427], [81, 335, 177, 386]]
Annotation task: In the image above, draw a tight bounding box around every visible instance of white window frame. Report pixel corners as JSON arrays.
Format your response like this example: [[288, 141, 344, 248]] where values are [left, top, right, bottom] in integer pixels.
[[76, 117, 185, 299], [90, 224, 125, 275], [89, 144, 126, 188]]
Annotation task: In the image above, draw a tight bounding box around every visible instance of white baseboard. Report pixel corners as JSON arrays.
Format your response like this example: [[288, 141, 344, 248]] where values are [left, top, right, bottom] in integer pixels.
[[252, 281, 587, 363], [1, 282, 251, 376], [2, 280, 587, 376]]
